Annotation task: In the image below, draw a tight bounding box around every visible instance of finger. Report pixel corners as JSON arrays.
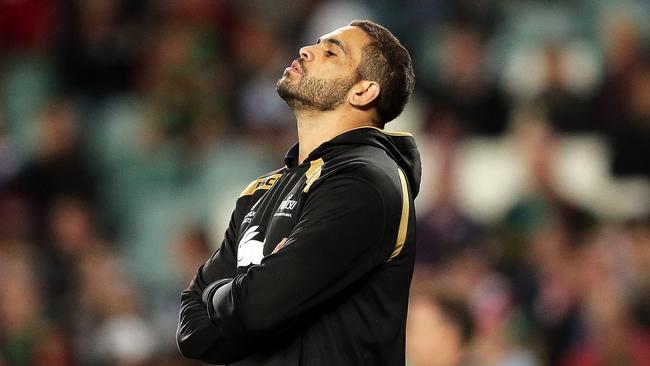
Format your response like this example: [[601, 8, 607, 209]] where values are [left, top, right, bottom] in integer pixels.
[[272, 237, 288, 254]]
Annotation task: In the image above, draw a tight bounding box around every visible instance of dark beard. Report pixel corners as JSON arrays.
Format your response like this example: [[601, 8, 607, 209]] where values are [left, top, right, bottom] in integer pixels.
[[276, 71, 359, 112]]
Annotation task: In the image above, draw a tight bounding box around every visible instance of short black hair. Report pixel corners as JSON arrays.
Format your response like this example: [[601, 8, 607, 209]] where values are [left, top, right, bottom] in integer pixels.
[[349, 20, 415, 124]]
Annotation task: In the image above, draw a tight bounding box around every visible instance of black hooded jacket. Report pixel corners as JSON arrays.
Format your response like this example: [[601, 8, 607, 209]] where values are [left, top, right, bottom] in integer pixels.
[[177, 126, 422, 365]]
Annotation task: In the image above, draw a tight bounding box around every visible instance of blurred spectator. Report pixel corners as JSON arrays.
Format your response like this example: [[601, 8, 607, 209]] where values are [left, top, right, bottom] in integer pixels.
[[75, 245, 157, 365], [501, 116, 596, 266], [0, 240, 74, 365], [534, 43, 596, 133], [170, 225, 213, 286], [562, 229, 650, 365], [7, 98, 98, 241], [423, 24, 511, 136], [595, 12, 650, 177], [525, 221, 582, 365], [608, 65, 650, 177], [416, 139, 480, 267], [137, 18, 229, 156], [407, 273, 473, 366], [596, 12, 648, 131], [43, 196, 106, 323], [467, 274, 539, 366], [55, 0, 145, 97]]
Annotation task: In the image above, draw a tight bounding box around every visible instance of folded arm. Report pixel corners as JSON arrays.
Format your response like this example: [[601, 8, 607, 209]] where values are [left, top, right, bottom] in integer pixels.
[[177, 172, 405, 364]]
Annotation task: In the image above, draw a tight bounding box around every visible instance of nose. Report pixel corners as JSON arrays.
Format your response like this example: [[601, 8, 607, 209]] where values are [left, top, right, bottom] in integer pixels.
[[299, 46, 314, 61]]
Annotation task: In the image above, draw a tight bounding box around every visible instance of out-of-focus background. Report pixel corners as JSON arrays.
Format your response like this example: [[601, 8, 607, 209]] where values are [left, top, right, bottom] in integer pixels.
[[0, 0, 648, 365]]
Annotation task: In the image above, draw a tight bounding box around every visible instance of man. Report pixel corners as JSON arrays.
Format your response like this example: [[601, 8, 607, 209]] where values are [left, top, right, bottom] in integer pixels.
[[177, 19, 421, 365], [407, 278, 473, 366]]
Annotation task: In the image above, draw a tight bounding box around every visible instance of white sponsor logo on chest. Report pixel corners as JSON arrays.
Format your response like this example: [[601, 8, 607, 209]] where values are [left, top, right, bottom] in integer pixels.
[[274, 199, 297, 217], [278, 199, 297, 211]]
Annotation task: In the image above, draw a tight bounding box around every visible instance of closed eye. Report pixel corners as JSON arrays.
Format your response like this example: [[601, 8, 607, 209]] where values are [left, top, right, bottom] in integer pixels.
[[325, 50, 336, 57]]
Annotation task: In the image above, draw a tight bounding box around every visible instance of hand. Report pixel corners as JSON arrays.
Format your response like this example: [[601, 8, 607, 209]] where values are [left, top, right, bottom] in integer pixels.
[[272, 238, 289, 254], [185, 274, 205, 295], [185, 264, 209, 294]]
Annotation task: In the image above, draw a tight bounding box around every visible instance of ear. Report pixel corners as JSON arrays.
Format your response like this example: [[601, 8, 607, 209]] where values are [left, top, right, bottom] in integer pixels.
[[349, 80, 380, 107]]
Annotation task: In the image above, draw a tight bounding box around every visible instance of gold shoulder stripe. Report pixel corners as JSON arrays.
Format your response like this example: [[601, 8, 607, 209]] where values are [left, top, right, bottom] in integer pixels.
[[239, 173, 283, 197], [335, 125, 413, 138], [303, 158, 324, 193], [389, 168, 409, 261], [366, 125, 413, 137]]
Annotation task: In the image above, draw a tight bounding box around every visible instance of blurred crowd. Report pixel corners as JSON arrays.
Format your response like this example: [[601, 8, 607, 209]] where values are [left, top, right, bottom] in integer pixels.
[[0, 0, 648, 365]]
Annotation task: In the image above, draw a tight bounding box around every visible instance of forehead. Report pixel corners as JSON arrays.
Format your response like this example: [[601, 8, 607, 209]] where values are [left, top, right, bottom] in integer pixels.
[[320, 26, 371, 55]]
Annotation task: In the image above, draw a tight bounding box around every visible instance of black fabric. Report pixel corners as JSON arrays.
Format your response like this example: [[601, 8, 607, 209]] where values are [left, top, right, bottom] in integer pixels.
[[177, 127, 422, 365]]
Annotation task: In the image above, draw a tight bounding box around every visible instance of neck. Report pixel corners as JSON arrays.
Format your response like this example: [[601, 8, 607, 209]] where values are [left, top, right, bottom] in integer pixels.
[[295, 109, 373, 164]]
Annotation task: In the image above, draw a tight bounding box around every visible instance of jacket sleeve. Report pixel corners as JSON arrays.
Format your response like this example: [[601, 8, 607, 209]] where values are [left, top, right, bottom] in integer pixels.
[[176, 199, 246, 363], [199, 171, 406, 363]]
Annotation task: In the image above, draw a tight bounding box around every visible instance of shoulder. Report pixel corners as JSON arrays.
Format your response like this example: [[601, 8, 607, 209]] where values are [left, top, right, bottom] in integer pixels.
[[329, 145, 401, 183], [238, 168, 285, 197], [315, 146, 404, 201]]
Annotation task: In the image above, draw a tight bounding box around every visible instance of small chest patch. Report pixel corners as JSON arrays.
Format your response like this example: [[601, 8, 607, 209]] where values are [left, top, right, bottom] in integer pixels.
[[274, 198, 297, 218]]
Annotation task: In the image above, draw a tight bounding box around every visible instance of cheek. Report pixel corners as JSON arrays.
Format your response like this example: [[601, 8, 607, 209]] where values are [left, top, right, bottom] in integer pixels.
[[309, 61, 354, 79]]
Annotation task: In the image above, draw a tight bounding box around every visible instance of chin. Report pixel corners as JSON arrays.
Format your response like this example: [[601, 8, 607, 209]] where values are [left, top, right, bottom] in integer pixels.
[[276, 80, 295, 102]]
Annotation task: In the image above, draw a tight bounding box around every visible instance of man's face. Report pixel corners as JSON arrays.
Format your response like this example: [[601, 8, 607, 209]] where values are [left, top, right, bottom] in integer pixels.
[[276, 26, 370, 111]]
